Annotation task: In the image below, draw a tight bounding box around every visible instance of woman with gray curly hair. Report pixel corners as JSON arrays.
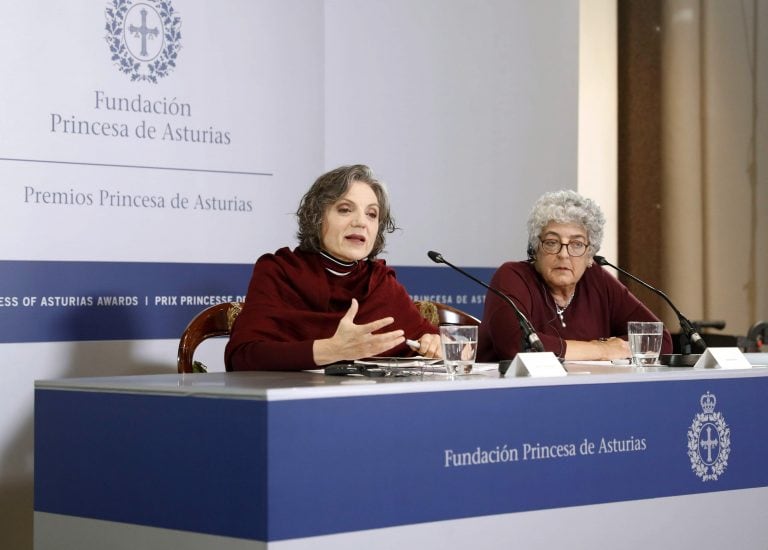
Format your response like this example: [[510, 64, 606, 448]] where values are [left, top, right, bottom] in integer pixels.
[[226, 164, 440, 371], [477, 189, 671, 361]]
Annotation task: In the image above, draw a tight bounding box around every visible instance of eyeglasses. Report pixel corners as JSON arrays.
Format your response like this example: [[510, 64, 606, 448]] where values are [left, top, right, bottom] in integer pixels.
[[538, 238, 589, 257]]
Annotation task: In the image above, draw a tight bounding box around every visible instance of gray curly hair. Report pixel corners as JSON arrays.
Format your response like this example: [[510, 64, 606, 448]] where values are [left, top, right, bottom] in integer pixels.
[[296, 164, 397, 259], [526, 189, 605, 259]]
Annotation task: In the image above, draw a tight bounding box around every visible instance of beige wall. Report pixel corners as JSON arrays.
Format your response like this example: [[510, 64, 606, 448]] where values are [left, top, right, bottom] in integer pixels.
[[579, 0, 619, 261]]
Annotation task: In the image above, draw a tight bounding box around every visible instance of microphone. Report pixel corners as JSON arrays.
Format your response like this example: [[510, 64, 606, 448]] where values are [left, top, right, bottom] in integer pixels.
[[427, 251, 545, 360], [593, 256, 707, 357]]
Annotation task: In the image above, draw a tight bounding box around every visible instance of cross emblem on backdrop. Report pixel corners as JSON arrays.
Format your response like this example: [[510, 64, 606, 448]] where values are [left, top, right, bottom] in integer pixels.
[[128, 8, 159, 57]]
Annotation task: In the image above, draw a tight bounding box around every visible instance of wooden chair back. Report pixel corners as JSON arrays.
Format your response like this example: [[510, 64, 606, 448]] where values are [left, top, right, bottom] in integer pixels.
[[177, 301, 243, 373], [415, 300, 481, 327]]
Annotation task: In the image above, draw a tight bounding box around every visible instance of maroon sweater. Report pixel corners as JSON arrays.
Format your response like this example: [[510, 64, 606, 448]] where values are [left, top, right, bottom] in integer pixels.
[[477, 261, 673, 361], [225, 247, 437, 371]]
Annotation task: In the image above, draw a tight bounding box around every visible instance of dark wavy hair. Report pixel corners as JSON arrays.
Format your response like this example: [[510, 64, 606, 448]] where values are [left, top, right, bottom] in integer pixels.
[[296, 165, 397, 259]]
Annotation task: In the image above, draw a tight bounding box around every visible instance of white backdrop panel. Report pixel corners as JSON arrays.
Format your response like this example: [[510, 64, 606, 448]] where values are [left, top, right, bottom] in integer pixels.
[[324, 0, 579, 266], [0, 0, 324, 263]]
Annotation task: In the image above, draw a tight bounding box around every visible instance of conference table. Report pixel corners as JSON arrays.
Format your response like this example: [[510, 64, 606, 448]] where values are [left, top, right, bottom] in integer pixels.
[[34, 357, 768, 549]]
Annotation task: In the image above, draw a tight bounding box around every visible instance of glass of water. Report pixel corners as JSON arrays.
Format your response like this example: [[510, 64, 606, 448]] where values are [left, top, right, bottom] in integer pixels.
[[439, 325, 478, 375], [628, 321, 664, 366]]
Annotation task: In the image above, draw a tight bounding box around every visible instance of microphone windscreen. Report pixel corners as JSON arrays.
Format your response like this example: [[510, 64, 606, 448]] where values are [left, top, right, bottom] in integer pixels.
[[427, 251, 444, 264]]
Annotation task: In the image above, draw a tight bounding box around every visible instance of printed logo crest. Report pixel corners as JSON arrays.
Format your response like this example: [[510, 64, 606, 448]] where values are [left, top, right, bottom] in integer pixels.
[[687, 391, 731, 481], [105, 0, 182, 83]]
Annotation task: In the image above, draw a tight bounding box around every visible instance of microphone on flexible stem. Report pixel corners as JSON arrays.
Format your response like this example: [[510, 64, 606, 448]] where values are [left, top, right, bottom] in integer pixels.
[[427, 251, 545, 370], [593, 255, 707, 365]]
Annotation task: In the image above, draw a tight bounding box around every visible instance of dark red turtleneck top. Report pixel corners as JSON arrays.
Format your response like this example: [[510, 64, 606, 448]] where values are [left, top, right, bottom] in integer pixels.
[[225, 247, 437, 371]]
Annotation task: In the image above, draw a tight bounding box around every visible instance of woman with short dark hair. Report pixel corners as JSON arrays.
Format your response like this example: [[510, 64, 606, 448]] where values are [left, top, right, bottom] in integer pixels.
[[226, 165, 440, 371]]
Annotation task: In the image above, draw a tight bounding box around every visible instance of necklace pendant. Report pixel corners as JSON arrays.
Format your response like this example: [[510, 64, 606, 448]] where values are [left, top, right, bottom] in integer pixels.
[[552, 291, 574, 329]]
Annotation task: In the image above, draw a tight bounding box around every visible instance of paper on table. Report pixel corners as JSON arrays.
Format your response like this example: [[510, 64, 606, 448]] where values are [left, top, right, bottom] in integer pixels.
[[355, 357, 443, 368]]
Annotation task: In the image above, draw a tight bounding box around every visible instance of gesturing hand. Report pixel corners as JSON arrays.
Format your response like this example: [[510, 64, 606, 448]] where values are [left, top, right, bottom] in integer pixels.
[[312, 299, 406, 366]]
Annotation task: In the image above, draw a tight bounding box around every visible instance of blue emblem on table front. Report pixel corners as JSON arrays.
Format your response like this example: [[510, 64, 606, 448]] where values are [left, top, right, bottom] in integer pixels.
[[687, 391, 731, 481], [105, 0, 182, 83]]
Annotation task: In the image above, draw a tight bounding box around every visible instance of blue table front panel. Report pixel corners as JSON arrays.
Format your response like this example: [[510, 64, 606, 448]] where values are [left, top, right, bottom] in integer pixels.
[[34, 375, 768, 541], [34, 390, 270, 539]]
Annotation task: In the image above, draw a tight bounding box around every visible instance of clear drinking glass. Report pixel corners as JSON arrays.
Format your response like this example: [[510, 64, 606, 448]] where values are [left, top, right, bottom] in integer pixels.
[[628, 321, 664, 366], [439, 325, 478, 375]]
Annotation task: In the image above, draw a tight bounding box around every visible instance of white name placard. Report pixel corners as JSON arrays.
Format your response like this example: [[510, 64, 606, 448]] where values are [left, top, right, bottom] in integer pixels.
[[506, 352, 567, 377], [693, 347, 752, 370]]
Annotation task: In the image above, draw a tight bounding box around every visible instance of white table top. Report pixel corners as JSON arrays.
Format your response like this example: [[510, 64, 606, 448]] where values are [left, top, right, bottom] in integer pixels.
[[34, 354, 768, 401]]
